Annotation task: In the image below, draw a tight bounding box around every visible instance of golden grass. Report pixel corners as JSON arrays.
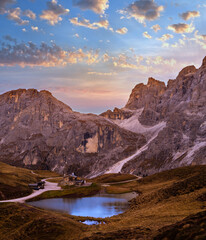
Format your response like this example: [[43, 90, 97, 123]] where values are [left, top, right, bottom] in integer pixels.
[[46, 177, 63, 183], [0, 164, 205, 239], [0, 162, 39, 200], [33, 170, 61, 178], [90, 173, 137, 183]]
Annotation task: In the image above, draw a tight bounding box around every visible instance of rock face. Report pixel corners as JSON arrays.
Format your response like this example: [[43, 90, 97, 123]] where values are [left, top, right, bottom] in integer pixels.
[[125, 77, 166, 110], [0, 89, 145, 176], [102, 57, 206, 176], [0, 57, 206, 177], [100, 108, 133, 120]]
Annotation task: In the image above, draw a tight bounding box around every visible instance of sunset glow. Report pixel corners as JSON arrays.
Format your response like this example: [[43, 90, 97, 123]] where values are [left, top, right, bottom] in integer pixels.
[[0, 0, 206, 113]]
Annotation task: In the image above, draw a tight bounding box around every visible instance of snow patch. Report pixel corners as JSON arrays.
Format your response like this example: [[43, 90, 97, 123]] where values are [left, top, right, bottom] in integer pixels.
[[181, 141, 206, 165], [113, 108, 166, 139], [105, 123, 166, 174]]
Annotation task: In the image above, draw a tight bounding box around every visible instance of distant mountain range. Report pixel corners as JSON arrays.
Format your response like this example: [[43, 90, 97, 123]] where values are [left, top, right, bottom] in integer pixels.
[[0, 57, 206, 177]]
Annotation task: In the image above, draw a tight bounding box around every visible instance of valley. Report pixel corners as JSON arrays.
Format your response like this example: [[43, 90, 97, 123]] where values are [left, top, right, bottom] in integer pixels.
[[0, 57, 205, 177], [0, 163, 205, 239], [0, 57, 205, 240]]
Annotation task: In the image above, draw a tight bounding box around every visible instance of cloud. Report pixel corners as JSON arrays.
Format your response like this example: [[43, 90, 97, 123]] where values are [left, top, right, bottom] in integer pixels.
[[40, 0, 69, 25], [119, 0, 164, 23], [180, 11, 200, 21], [116, 27, 128, 34], [88, 71, 116, 76], [146, 56, 176, 66], [103, 53, 110, 62], [171, 38, 185, 48], [143, 31, 152, 39], [151, 24, 161, 32], [93, 19, 109, 29], [31, 26, 38, 31], [0, 0, 15, 14], [168, 23, 194, 33], [69, 17, 109, 30], [158, 33, 173, 42], [23, 9, 36, 19], [67, 49, 99, 65], [73, 33, 79, 38], [112, 54, 147, 70], [194, 31, 206, 41], [0, 38, 100, 67], [194, 31, 206, 49], [112, 52, 177, 72], [3, 35, 16, 43], [7, 7, 29, 25], [73, 0, 109, 14]]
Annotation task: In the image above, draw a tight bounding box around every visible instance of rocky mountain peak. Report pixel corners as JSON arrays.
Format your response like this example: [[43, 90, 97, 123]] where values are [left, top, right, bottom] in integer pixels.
[[100, 107, 133, 120], [201, 56, 206, 68], [177, 65, 197, 79], [125, 77, 166, 110], [40, 90, 52, 96], [147, 77, 165, 88]]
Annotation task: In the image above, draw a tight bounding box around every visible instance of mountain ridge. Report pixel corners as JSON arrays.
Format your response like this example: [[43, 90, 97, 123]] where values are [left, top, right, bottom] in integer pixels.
[[0, 56, 205, 177]]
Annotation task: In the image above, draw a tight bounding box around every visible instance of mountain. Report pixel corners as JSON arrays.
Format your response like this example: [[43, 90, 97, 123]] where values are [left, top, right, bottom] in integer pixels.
[[0, 89, 145, 177], [102, 57, 206, 175], [0, 57, 205, 177]]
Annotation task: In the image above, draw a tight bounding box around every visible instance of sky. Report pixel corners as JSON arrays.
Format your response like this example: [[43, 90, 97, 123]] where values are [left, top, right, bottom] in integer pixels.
[[0, 0, 206, 113]]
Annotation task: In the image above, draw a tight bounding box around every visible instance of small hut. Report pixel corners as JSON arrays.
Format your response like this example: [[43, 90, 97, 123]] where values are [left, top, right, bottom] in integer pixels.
[[60, 173, 84, 186]]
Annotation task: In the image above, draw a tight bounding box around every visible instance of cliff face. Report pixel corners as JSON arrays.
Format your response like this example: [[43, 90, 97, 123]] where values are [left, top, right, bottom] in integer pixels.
[[0, 57, 205, 177], [125, 77, 166, 110], [102, 57, 206, 175], [0, 89, 145, 176]]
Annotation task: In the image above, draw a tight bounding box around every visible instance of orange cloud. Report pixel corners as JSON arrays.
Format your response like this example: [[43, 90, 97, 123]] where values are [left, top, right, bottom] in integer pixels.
[[151, 24, 161, 32], [119, 0, 164, 23], [143, 31, 152, 39], [40, 0, 69, 25], [168, 23, 194, 33], [0, 40, 100, 67], [73, 0, 109, 14], [69, 17, 109, 30], [116, 27, 128, 34], [158, 33, 173, 42], [180, 11, 200, 21]]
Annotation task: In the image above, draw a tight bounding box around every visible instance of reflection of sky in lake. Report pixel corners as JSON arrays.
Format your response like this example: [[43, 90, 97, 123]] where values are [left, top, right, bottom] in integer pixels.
[[28, 193, 137, 218]]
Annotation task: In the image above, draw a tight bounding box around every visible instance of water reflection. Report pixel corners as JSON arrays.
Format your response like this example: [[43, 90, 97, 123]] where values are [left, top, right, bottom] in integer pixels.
[[28, 192, 137, 218]]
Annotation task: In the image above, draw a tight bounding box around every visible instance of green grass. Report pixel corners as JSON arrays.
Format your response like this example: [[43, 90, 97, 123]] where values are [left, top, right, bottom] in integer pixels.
[[27, 183, 101, 202]]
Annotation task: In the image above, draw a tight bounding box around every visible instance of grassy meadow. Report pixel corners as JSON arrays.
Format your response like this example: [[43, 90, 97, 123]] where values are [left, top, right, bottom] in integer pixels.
[[0, 162, 205, 239]]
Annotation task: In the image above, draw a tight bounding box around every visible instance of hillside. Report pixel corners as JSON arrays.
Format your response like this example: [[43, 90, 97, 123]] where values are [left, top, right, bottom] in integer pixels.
[[0, 162, 39, 200], [0, 165, 205, 239]]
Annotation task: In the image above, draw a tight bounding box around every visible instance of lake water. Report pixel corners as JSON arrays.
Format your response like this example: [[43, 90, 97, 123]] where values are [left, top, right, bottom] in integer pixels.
[[28, 192, 137, 218]]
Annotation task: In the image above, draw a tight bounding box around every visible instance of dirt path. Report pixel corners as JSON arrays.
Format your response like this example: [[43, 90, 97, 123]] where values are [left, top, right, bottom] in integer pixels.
[[0, 178, 61, 203]]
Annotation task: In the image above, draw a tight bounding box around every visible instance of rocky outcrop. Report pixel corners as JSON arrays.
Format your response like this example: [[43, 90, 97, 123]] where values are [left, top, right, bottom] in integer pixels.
[[0, 89, 145, 176], [0, 57, 206, 178], [125, 77, 166, 110], [102, 57, 206, 176], [100, 107, 133, 120]]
